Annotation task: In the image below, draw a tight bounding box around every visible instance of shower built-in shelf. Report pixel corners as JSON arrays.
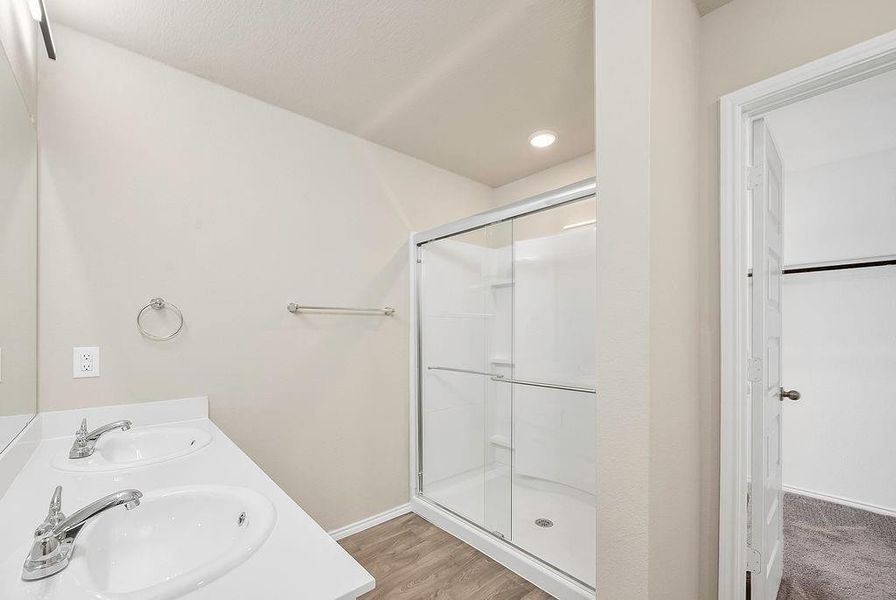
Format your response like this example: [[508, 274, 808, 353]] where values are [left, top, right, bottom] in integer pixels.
[[490, 356, 513, 366], [469, 279, 513, 291], [489, 434, 512, 449]]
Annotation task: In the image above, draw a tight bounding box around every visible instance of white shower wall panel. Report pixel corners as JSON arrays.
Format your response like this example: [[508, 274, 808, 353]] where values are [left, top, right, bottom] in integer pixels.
[[512, 228, 597, 494], [422, 240, 492, 487]]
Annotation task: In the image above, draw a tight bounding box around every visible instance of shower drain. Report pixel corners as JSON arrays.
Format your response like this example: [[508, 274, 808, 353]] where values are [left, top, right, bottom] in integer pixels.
[[534, 518, 554, 528]]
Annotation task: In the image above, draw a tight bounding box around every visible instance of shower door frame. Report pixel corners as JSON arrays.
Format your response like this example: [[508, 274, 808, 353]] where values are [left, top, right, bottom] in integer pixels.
[[408, 178, 597, 600]]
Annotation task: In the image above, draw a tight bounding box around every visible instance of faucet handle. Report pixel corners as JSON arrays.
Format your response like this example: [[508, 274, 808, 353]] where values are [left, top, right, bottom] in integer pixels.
[[35, 486, 66, 537], [76, 418, 88, 440], [49, 486, 63, 515]]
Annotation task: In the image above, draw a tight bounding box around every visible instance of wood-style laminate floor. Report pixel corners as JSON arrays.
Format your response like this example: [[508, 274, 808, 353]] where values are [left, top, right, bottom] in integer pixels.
[[339, 513, 555, 599]]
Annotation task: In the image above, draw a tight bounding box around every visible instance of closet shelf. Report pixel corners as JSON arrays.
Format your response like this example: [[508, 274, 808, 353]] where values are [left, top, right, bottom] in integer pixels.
[[747, 254, 896, 277]]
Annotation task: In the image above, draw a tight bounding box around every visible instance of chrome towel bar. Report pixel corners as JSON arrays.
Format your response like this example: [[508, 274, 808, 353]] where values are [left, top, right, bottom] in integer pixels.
[[287, 303, 395, 316]]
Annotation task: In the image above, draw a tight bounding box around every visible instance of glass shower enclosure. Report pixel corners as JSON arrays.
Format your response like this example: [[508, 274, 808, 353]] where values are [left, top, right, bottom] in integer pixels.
[[413, 180, 597, 591]]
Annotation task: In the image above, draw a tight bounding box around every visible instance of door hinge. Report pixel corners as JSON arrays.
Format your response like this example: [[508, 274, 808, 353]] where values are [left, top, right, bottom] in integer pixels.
[[747, 357, 762, 383], [746, 166, 764, 190], [417, 471, 424, 491], [746, 547, 762, 573]]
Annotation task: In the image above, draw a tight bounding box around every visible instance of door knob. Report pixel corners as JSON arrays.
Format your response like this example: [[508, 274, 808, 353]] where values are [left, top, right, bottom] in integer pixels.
[[780, 388, 801, 401]]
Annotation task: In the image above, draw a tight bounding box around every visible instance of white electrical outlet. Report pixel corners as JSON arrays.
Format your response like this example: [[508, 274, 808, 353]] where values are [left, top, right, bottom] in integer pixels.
[[73, 347, 100, 378]]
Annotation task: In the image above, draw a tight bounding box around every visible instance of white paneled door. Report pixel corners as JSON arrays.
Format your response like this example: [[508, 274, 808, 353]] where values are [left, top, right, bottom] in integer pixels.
[[750, 117, 785, 600]]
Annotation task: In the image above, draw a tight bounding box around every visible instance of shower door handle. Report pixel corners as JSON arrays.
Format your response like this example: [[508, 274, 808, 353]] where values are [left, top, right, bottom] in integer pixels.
[[427, 366, 504, 378], [428, 366, 598, 394], [491, 377, 596, 394]]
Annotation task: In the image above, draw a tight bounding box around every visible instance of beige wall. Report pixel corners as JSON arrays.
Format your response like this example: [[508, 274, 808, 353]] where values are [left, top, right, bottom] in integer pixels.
[[592, 0, 704, 597], [594, 1, 652, 597], [649, 1, 702, 599], [698, 1, 896, 596], [38, 26, 494, 531], [493, 151, 594, 206]]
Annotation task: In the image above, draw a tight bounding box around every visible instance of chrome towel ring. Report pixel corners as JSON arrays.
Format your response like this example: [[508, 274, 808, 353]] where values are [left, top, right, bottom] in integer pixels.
[[137, 297, 184, 341]]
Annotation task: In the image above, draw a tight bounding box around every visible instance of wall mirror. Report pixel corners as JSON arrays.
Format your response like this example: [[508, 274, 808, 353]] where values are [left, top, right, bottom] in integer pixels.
[[0, 37, 37, 452]]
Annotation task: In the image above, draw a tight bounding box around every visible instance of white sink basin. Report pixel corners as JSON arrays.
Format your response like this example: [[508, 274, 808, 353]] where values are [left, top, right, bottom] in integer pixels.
[[69, 485, 275, 599], [52, 425, 212, 472]]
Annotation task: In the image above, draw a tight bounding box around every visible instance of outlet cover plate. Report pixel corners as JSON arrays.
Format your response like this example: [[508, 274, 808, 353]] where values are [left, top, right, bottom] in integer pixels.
[[73, 347, 100, 378]]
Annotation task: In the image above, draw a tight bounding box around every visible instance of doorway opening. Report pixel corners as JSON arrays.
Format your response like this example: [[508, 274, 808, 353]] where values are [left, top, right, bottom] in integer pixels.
[[719, 30, 896, 600]]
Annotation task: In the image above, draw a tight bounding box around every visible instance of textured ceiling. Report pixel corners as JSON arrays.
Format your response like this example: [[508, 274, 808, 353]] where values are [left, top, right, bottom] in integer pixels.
[[767, 69, 896, 172], [47, 0, 594, 187], [694, 0, 735, 16]]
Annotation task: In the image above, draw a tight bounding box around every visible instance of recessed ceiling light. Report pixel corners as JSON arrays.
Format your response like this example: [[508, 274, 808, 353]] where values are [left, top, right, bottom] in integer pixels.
[[528, 130, 557, 149]]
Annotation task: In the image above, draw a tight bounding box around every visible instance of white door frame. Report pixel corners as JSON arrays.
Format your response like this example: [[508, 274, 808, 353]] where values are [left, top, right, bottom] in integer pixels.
[[718, 29, 896, 600]]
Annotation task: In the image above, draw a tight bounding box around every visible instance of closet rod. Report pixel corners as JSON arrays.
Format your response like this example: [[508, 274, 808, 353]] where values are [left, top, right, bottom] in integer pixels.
[[748, 256, 896, 277]]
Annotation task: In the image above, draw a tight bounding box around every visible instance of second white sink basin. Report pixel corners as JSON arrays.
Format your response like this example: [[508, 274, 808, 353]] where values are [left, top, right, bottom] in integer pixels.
[[52, 424, 212, 472], [69, 485, 276, 600]]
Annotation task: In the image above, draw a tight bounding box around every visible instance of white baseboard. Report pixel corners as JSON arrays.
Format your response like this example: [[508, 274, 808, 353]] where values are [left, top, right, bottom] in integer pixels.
[[328, 503, 412, 541], [784, 485, 896, 518]]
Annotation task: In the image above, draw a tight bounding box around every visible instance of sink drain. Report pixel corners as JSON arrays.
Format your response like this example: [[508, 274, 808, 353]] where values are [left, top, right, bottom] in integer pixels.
[[534, 518, 553, 528], [237, 512, 248, 527]]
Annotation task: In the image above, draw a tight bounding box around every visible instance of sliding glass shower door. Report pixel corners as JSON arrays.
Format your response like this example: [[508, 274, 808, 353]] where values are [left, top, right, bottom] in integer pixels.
[[507, 198, 597, 586], [419, 221, 514, 539], [418, 194, 596, 588]]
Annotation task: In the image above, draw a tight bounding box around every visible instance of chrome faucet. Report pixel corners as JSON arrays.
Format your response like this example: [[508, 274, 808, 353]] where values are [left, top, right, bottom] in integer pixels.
[[22, 485, 142, 581], [69, 417, 132, 459]]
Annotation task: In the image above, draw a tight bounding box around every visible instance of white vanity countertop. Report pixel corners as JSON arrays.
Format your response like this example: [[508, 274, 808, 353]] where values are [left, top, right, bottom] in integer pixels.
[[0, 409, 375, 599]]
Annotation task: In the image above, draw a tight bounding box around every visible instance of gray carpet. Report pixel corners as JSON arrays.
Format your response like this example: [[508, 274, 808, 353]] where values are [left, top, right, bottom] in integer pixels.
[[777, 493, 896, 600]]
